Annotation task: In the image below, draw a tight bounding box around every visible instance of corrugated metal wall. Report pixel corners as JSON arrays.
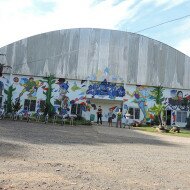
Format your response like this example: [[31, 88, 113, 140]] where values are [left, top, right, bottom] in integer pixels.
[[0, 28, 190, 89]]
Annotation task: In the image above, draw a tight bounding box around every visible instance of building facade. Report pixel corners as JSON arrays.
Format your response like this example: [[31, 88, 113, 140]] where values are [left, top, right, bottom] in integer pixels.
[[0, 28, 190, 126]]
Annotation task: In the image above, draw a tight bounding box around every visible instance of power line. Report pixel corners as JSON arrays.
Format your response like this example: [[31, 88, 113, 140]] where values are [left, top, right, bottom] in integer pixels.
[[135, 14, 190, 33]]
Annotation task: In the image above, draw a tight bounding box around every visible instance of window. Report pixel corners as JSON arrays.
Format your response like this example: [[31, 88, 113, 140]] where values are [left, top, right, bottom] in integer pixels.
[[24, 99, 36, 111], [176, 111, 187, 123], [71, 104, 82, 116], [40, 100, 46, 111], [128, 107, 140, 119]]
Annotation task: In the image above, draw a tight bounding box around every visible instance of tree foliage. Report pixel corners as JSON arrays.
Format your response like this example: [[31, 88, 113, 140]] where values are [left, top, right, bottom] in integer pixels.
[[149, 104, 166, 125], [149, 86, 166, 127], [150, 86, 165, 104]]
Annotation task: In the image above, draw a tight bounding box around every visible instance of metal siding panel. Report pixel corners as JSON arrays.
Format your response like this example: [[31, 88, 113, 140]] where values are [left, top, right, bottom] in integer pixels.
[[164, 46, 176, 87], [117, 32, 129, 83], [146, 39, 157, 86], [87, 28, 101, 78], [137, 36, 148, 85], [1, 28, 190, 89], [68, 29, 80, 77], [127, 33, 139, 84], [157, 43, 166, 85], [98, 29, 110, 75], [108, 30, 121, 80], [77, 29, 91, 79], [176, 52, 185, 87]]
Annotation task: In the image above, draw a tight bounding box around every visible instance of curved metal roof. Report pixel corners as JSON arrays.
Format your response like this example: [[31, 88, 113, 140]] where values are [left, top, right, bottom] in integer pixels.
[[0, 28, 190, 89]]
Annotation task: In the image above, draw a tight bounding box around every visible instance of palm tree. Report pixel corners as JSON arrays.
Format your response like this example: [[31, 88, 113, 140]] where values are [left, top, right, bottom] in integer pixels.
[[149, 104, 166, 129]]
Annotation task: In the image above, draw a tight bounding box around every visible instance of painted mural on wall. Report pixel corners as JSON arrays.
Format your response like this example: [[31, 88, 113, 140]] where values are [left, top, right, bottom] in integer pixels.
[[164, 89, 190, 111], [16, 77, 44, 99], [1, 72, 190, 127], [54, 78, 70, 115], [126, 85, 151, 122], [0, 76, 10, 108], [86, 79, 125, 99], [69, 80, 89, 114]]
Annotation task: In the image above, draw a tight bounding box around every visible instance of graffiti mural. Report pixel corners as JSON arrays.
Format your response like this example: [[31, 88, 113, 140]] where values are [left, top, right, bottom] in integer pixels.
[[86, 79, 125, 99], [126, 85, 150, 122], [164, 90, 190, 111], [69, 80, 89, 114], [18, 77, 43, 99], [54, 78, 70, 115]]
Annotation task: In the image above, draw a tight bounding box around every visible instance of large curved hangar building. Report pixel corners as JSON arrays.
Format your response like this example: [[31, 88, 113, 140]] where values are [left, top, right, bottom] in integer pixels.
[[0, 28, 190, 126]]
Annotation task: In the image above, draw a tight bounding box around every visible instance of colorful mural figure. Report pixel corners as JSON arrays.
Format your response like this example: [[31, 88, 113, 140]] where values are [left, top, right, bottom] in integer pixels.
[[164, 90, 190, 111], [55, 78, 70, 115], [86, 79, 125, 99], [127, 85, 148, 122], [18, 77, 43, 99]]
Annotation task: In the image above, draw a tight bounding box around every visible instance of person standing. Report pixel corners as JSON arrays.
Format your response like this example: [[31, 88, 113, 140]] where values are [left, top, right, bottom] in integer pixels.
[[97, 106, 103, 125], [108, 108, 113, 127], [116, 108, 122, 128], [124, 111, 131, 128]]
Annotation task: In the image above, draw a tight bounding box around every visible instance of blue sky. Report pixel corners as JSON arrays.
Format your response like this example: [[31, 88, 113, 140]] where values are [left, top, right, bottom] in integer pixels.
[[0, 0, 190, 56]]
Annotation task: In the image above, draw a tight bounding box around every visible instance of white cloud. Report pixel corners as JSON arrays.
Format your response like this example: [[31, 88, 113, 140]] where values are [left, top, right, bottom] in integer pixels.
[[0, 0, 142, 47], [143, 0, 189, 10], [173, 18, 190, 35], [177, 38, 190, 57], [0, 0, 189, 50]]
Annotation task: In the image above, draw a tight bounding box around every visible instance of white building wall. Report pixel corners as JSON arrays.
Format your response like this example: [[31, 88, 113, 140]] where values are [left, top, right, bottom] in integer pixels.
[[1, 74, 190, 127]]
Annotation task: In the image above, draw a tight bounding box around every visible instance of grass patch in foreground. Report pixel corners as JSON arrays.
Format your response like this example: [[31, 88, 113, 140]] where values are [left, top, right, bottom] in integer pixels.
[[135, 126, 190, 138]]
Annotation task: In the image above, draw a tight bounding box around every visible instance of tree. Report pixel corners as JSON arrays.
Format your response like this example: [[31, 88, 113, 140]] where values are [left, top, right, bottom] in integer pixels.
[[149, 104, 166, 128], [149, 85, 166, 128], [150, 85, 165, 104]]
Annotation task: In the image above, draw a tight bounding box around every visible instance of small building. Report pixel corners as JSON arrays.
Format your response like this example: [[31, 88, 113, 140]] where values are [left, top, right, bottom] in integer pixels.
[[0, 28, 190, 127]]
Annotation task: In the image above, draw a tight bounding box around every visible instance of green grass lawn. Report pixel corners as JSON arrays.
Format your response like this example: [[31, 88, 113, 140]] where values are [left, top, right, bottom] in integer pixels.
[[135, 126, 190, 138]]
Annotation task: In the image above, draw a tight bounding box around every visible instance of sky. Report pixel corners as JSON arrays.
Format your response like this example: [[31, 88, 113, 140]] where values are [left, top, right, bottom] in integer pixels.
[[0, 0, 190, 56]]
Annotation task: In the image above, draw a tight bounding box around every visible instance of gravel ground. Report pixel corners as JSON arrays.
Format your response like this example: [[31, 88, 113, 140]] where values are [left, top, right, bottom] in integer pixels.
[[0, 120, 190, 190]]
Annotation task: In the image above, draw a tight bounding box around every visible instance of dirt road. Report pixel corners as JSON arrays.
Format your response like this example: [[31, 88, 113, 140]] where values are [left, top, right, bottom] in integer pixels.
[[0, 120, 190, 190]]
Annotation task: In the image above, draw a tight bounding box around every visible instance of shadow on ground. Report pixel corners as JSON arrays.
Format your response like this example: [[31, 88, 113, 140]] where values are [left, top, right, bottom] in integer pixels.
[[0, 141, 27, 158], [0, 120, 178, 147]]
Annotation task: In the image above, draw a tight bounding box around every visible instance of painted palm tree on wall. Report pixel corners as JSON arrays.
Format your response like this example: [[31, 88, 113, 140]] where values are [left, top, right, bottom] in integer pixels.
[[4, 85, 16, 113], [41, 75, 56, 116]]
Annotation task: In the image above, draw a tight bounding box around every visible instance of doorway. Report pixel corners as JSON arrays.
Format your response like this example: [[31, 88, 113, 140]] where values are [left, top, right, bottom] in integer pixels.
[[87, 98, 123, 123], [166, 110, 171, 125]]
